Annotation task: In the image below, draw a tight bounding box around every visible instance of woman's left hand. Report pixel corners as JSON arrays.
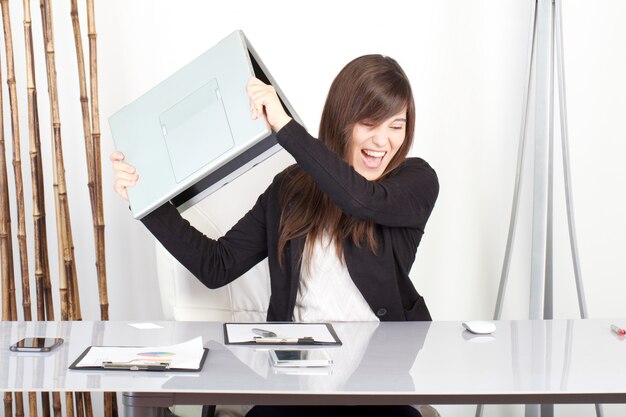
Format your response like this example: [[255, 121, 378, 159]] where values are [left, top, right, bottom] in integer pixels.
[[246, 77, 292, 132]]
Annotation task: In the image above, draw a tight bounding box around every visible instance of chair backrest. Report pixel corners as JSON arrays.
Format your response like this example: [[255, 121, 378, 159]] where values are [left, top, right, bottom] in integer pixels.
[[154, 206, 270, 322], [154, 150, 294, 322]]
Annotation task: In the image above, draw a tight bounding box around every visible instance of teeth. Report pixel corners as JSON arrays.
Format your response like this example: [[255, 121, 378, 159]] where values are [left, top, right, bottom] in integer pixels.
[[363, 150, 385, 158]]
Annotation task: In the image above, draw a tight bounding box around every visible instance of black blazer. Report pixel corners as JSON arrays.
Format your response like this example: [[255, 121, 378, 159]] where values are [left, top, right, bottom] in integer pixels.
[[141, 120, 439, 322]]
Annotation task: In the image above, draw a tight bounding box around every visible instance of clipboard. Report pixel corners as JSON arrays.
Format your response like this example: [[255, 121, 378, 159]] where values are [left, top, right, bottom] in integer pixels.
[[69, 346, 208, 371], [223, 322, 342, 346], [69, 338, 209, 372]]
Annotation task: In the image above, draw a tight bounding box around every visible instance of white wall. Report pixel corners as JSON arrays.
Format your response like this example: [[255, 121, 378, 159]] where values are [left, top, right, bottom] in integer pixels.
[[1, 1, 625, 416]]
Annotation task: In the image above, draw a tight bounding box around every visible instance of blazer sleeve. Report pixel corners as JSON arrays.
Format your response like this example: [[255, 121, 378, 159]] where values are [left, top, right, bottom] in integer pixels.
[[140, 183, 272, 289], [276, 120, 439, 228]]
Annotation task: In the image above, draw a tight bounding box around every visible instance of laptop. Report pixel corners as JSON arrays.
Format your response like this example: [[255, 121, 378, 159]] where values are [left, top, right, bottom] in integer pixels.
[[109, 30, 302, 219]]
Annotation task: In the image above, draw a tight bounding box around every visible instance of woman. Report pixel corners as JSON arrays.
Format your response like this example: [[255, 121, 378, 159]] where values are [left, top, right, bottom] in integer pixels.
[[112, 54, 438, 417]]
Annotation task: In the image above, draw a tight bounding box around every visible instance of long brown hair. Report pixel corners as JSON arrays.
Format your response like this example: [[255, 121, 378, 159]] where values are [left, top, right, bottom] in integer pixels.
[[278, 55, 416, 267]]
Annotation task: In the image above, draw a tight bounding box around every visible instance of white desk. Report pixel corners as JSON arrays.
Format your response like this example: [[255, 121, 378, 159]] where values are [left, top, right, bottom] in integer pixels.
[[1, 319, 625, 416]]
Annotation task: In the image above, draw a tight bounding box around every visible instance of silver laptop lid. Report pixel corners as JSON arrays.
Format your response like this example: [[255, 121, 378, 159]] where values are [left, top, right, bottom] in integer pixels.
[[109, 30, 301, 219]]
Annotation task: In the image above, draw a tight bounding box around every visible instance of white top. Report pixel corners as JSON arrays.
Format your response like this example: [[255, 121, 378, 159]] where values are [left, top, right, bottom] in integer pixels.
[[292, 233, 379, 322]]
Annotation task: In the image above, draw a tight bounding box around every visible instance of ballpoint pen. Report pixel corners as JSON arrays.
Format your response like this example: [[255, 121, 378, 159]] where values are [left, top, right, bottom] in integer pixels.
[[610, 324, 626, 336], [102, 360, 170, 371], [252, 328, 277, 338], [254, 337, 316, 345]]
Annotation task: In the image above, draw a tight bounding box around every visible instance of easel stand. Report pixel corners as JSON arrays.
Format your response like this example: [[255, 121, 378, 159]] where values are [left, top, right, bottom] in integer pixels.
[[477, 1, 601, 417]]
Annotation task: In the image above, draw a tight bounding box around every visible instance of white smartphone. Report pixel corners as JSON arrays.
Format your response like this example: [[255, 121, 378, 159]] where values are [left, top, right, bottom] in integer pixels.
[[9, 337, 64, 352], [269, 349, 332, 368]]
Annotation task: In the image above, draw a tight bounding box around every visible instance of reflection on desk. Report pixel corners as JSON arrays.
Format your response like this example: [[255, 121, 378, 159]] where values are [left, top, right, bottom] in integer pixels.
[[2, 319, 626, 406]]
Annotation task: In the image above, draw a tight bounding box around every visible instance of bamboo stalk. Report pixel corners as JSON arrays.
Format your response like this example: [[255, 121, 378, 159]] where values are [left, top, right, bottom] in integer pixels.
[[0, 227, 13, 319], [14, 393, 24, 417], [65, 392, 75, 417], [66, 207, 82, 320], [70, 0, 94, 212], [1, 0, 31, 324], [67, 0, 98, 326], [41, 5, 68, 320], [26, 0, 45, 322], [52, 392, 62, 417], [0, 30, 17, 325], [83, 392, 93, 417], [84, 5, 117, 413], [2, 18, 34, 417], [40, 0, 82, 321], [104, 392, 117, 417], [0, 93, 24, 413], [75, 392, 84, 417], [0, 29, 22, 417], [0, 80, 15, 324], [4, 392, 12, 417], [86, 0, 109, 322], [28, 393, 37, 417], [41, 392, 50, 417], [23, 0, 54, 324]]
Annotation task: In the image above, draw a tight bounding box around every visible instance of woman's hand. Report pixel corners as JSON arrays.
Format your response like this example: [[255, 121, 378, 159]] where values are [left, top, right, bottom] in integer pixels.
[[110, 151, 138, 201], [246, 77, 292, 132]]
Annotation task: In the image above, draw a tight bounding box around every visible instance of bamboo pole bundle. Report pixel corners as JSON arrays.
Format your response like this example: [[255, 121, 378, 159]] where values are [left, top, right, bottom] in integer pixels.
[[23, 0, 54, 324], [1, 0, 31, 324], [86, 0, 109, 322]]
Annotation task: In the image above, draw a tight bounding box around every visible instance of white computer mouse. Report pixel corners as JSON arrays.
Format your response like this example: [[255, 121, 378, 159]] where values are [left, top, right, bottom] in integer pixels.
[[462, 321, 496, 335]]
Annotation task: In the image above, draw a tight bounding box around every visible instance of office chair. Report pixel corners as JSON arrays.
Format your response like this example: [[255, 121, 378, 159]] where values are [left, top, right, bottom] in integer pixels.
[[154, 151, 287, 417], [155, 193, 271, 417]]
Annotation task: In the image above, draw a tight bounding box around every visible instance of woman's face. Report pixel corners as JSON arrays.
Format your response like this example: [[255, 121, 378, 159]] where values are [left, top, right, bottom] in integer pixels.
[[349, 109, 407, 180]]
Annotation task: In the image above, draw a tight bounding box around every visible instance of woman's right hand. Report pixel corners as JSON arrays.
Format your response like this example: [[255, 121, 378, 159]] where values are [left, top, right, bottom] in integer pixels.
[[110, 151, 138, 201], [246, 77, 291, 132]]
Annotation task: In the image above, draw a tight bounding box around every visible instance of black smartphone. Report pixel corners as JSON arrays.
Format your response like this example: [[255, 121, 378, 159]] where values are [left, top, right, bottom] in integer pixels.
[[9, 337, 64, 352]]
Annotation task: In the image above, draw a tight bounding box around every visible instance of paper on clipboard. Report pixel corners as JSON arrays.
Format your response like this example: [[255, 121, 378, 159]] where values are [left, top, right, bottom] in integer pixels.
[[70, 337, 207, 371], [223, 323, 341, 345]]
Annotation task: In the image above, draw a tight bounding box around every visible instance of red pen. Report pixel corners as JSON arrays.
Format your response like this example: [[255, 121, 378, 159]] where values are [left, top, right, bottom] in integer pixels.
[[611, 324, 626, 336]]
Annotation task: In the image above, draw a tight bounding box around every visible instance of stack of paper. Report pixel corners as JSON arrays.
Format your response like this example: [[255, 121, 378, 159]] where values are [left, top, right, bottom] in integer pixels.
[[71, 337, 206, 371]]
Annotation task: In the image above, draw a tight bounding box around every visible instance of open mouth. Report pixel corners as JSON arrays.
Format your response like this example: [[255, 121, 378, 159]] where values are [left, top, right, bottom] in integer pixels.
[[361, 149, 386, 169]]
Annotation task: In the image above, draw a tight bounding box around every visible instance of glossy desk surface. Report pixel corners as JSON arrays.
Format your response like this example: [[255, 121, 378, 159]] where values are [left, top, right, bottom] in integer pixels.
[[1, 319, 625, 405]]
